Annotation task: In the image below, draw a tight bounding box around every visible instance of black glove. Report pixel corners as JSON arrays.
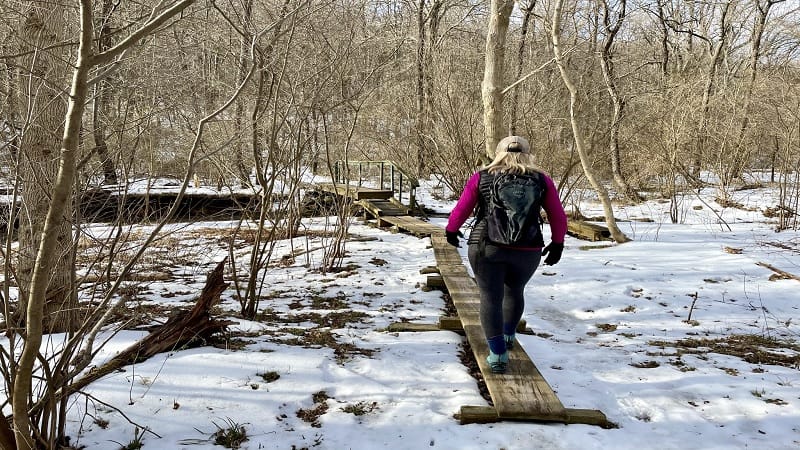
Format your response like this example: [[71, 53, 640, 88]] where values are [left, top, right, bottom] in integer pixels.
[[542, 242, 564, 265], [446, 230, 464, 247]]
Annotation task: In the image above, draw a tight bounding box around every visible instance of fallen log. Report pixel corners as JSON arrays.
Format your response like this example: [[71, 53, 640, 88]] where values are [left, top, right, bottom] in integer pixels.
[[567, 220, 611, 241], [66, 258, 232, 395]]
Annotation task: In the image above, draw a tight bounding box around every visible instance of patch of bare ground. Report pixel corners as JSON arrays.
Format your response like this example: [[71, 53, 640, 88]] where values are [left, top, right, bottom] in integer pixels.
[[296, 391, 331, 428], [281, 328, 374, 362], [648, 334, 799, 370], [458, 341, 491, 404]]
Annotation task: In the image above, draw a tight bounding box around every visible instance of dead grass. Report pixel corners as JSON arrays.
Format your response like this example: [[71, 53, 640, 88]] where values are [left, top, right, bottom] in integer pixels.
[[296, 391, 330, 427], [282, 328, 374, 362], [649, 334, 799, 369]]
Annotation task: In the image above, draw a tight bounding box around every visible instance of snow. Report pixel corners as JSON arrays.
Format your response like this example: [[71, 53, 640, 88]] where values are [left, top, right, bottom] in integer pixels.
[[5, 175, 800, 449]]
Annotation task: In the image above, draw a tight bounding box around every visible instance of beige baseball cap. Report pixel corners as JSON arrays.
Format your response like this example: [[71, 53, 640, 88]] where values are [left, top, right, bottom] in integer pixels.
[[497, 135, 530, 153]]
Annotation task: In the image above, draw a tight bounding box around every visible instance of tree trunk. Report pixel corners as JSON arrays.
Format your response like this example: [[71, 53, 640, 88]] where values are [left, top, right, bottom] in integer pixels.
[[91, 0, 119, 185], [551, 0, 629, 244], [425, 0, 443, 127], [695, 1, 732, 177], [727, 0, 777, 184], [481, 0, 515, 158], [1, 42, 21, 159], [16, 0, 77, 336], [12, 1, 198, 446], [598, 0, 641, 202], [408, 0, 446, 176], [510, 0, 536, 135], [415, 0, 428, 174], [233, 0, 255, 187], [655, 0, 670, 78], [13, 0, 93, 445]]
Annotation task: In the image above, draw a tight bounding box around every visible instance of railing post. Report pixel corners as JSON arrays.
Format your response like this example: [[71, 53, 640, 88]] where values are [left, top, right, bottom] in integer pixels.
[[379, 162, 385, 190], [390, 165, 395, 195], [399, 173, 404, 204]]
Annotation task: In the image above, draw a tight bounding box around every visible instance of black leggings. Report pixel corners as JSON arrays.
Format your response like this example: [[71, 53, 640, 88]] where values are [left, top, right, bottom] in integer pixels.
[[468, 243, 542, 339]]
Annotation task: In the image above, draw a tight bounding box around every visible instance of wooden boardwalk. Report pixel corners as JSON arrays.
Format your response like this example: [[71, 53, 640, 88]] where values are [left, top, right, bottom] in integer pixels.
[[314, 182, 395, 201], [326, 192, 608, 426], [430, 235, 566, 420]]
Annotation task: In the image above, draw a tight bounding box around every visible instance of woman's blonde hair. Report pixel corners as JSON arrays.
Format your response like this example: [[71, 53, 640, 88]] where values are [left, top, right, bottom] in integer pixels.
[[484, 151, 543, 175]]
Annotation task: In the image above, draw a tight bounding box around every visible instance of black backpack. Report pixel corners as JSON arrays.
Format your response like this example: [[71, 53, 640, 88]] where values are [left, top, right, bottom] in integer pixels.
[[483, 171, 545, 247]]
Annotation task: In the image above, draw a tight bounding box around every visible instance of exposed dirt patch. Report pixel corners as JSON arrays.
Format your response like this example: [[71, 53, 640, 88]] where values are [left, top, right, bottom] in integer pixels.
[[369, 257, 388, 266], [296, 391, 331, 427], [649, 334, 800, 369], [441, 293, 458, 317], [282, 329, 374, 362], [341, 401, 379, 416], [458, 341, 491, 404]]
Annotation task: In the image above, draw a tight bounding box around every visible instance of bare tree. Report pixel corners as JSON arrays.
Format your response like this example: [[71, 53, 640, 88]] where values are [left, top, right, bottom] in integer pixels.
[[10, 1, 199, 447], [15, 0, 77, 336], [725, 0, 786, 185], [88, 0, 120, 185], [509, 0, 536, 135], [551, 0, 629, 243], [233, 0, 257, 187], [598, 0, 641, 202], [481, 0, 515, 157]]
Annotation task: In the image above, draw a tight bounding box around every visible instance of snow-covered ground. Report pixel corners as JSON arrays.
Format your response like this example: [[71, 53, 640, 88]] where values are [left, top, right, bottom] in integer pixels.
[[7, 174, 800, 449]]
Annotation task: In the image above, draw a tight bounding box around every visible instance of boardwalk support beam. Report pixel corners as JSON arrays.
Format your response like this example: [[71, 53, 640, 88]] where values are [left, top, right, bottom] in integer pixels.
[[457, 406, 612, 427]]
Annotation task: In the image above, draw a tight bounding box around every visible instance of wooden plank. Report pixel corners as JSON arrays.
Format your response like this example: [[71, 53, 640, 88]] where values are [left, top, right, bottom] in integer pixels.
[[426, 275, 446, 290], [478, 338, 567, 421], [429, 235, 567, 422], [386, 322, 440, 332], [458, 406, 610, 427], [388, 197, 412, 215], [354, 189, 395, 200], [564, 408, 613, 427], [316, 183, 393, 201], [460, 320, 565, 420], [457, 406, 499, 424], [359, 200, 384, 219], [436, 262, 471, 278], [375, 215, 442, 237], [431, 236, 465, 266], [419, 266, 440, 275], [439, 317, 529, 333], [438, 316, 464, 331], [567, 220, 611, 241], [366, 200, 407, 215]]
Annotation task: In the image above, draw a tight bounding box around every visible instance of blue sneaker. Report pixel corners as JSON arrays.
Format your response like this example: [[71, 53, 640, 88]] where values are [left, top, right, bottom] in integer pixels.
[[486, 351, 509, 374], [504, 334, 515, 350]]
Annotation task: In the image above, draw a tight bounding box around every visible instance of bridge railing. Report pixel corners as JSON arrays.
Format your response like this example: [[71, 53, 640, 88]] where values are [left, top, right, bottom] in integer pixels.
[[333, 160, 419, 210]]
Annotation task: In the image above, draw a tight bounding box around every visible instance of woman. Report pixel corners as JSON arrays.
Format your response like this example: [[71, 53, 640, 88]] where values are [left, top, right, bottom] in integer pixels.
[[445, 135, 567, 374]]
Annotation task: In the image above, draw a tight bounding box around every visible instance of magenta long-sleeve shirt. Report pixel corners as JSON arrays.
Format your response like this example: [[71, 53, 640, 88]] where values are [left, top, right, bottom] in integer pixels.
[[445, 171, 568, 244]]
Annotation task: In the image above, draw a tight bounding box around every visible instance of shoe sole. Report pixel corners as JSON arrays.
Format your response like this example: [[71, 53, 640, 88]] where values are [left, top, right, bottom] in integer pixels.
[[489, 365, 507, 374]]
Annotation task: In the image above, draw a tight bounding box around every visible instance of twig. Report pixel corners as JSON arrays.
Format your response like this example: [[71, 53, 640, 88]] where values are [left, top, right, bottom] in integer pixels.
[[79, 392, 162, 439], [757, 262, 800, 282], [686, 292, 698, 323]]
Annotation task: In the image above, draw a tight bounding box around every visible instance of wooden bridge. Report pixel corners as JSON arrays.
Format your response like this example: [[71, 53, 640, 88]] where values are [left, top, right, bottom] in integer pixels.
[[314, 161, 610, 427]]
